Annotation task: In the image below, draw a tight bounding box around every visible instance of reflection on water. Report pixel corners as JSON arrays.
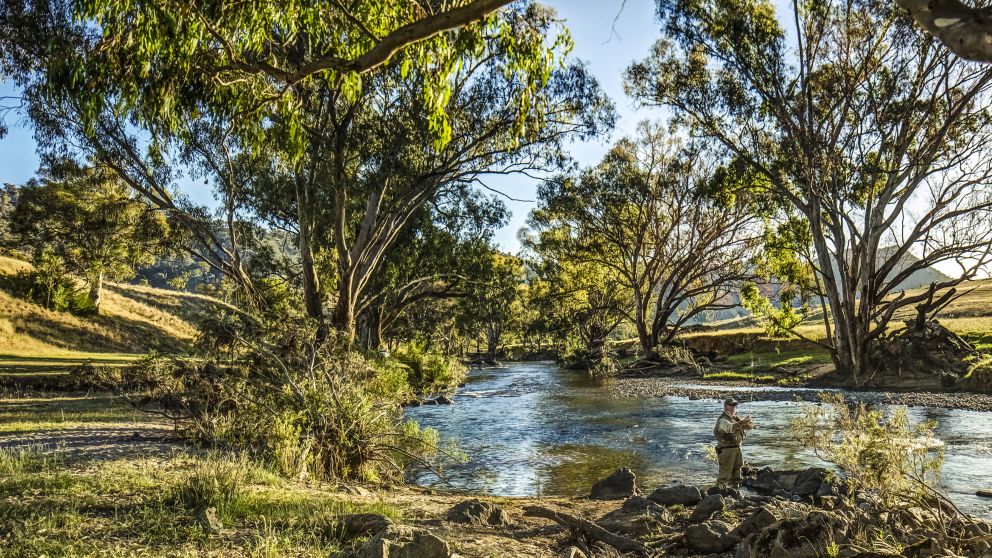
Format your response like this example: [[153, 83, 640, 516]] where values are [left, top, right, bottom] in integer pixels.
[[405, 362, 992, 518]]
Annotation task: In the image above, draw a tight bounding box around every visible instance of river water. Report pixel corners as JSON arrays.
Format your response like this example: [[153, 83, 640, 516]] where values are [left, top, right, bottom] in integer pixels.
[[405, 361, 992, 518]]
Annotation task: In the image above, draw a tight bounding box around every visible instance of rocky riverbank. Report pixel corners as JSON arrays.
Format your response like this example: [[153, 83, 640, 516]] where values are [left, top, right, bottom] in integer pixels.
[[336, 467, 992, 557], [609, 375, 992, 411]]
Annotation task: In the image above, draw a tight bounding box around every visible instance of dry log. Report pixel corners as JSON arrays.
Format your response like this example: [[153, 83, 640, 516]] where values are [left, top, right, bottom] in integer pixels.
[[522, 505, 649, 556]]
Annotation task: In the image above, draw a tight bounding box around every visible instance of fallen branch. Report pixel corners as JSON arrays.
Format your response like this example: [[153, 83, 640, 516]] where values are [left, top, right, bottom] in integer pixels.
[[522, 505, 649, 556]]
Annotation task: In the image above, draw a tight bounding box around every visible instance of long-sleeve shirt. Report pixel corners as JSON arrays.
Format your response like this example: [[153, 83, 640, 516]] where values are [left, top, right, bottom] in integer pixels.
[[714, 412, 744, 447]]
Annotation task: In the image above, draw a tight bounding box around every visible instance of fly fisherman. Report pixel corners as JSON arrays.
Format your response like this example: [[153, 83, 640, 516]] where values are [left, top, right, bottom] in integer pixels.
[[714, 397, 754, 488]]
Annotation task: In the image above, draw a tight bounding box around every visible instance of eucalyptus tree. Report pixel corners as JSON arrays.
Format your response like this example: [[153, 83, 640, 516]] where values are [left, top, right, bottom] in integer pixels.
[[523, 252, 631, 368], [456, 250, 525, 362], [3, 1, 613, 344], [531, 123, 759, 359], [356, 187, 508, 352], [895, 0, 992, 62], [627, 0, 992, 382], [7, 161, 171, 312]]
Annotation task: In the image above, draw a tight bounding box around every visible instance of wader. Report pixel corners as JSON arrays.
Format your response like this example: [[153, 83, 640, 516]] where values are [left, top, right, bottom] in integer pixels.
[[714, 411, 744, 487]]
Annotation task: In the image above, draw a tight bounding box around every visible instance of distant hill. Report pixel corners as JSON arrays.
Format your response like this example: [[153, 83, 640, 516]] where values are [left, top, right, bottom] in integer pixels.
[[0, 254, 232, 357], [879, 247, 953, 292], [689, 247, 957, 325]]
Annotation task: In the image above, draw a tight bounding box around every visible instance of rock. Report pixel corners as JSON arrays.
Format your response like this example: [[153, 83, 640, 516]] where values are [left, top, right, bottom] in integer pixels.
[[590, 468, 639, 500], [685, 520, 740, 554], [350, 526, 451, 558], [648, 484, 703, 506], [339, 513, 394, 538], [689, 494, 725, 523], [599, 502, 674, 537], [435, 395, 454, 405], [707, 485, 741, 499], [746, 510, 849, 558], [978, 489, 992, 498], [792, 468, 829, 496], [621, 495, 664, 513], [743, 467, 828, 497], [734, 533, 757, 558], [445, 499, 510, 527], [731, 507, 777, 538], [196, 507, 223, 534], [562, 547, 587, 558]]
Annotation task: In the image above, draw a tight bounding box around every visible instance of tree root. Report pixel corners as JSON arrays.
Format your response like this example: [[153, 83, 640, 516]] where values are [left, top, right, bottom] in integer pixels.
[[522, 505, 649, 556]]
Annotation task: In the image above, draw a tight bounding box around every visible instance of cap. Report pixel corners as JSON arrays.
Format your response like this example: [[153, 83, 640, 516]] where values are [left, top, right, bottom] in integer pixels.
[[724, 397, 739, 406]]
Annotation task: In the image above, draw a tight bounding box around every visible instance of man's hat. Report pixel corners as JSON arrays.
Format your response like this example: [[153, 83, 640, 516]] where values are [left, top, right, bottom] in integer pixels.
[[724, 397, 739, 406]]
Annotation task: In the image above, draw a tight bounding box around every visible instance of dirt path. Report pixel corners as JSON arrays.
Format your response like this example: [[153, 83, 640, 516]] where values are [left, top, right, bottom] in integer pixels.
[[0, 423, 189, 462]]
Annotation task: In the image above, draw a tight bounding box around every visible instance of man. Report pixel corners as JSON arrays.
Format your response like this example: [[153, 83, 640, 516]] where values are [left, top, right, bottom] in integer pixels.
[[714, 397, 752, 487]]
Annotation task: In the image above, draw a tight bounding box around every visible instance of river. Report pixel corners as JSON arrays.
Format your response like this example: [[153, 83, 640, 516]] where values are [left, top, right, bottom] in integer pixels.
[[405, 361, 992, 518]]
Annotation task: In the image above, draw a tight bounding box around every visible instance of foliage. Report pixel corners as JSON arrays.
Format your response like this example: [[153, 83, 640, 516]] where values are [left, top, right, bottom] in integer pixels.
[[456, 250, 525, 361], [125, 317, 450, 483], [5, 162, 171, 313], [391, 342, 467, 395], [628, 0, 992, 381], [0, 253, 95, 315], [792, 393, 944, 505], [528, 122, 759, 358], [65, 1, 574, 155]]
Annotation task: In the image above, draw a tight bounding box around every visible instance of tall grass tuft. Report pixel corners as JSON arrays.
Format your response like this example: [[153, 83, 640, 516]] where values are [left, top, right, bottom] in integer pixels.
[[170, 453, 249, 519], [0, 445, 60, 475]]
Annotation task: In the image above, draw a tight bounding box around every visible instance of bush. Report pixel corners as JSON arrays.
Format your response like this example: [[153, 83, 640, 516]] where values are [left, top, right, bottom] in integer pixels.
[[792, 393, 943, 505], [0, 269, 95, 315], [125, 322, 447, 484], [392, 342, 467, 394]]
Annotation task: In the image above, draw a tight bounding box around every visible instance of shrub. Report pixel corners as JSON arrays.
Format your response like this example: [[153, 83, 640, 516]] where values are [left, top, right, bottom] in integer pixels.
[[126, 323, 447, 484], [392, 342, 467, 394], [0, 269, 94, 314], [792, 393, 944, 505]]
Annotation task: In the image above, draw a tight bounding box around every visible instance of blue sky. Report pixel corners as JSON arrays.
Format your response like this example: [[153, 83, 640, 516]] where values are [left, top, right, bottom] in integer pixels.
[[0, 0, 664, 254]]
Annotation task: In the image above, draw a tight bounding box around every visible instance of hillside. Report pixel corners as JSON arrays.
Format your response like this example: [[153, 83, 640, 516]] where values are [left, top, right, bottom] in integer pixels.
[[0, 255, 230, 358]]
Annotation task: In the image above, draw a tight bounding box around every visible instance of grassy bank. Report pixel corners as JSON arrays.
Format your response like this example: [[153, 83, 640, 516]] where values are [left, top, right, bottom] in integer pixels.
[[0, 255, 231, 358], [0, 389, 611, 557]]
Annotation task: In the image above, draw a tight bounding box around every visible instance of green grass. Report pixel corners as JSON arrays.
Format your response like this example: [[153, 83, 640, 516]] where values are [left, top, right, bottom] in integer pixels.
[[0, 394, 147, 434], [0, 446, 400, 557], [724, 348, 834, 369], [0, 390, 404, 557], [702, 370, 808, 386]]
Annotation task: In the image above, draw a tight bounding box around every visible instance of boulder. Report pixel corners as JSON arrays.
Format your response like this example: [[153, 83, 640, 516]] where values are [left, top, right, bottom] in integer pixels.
[[621, 495, 665, 514], [730, 507, 777, 538], [684, 520, 740, 554], [599, 500, 675, 537], [792, 468, 829, 496], [745, 510, 849, 558], [590, 468, 639, 500], [435, 395, 454, 405], [339, 513, 395, 538], [689, 494, 725, 523], [349, 526, 451, 558], [445, 499, 510, 527], [744, 467, 830, 497], [562, 547, 587, 558], [978, 489, 992, 499], [647, 484, 703, 506]]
